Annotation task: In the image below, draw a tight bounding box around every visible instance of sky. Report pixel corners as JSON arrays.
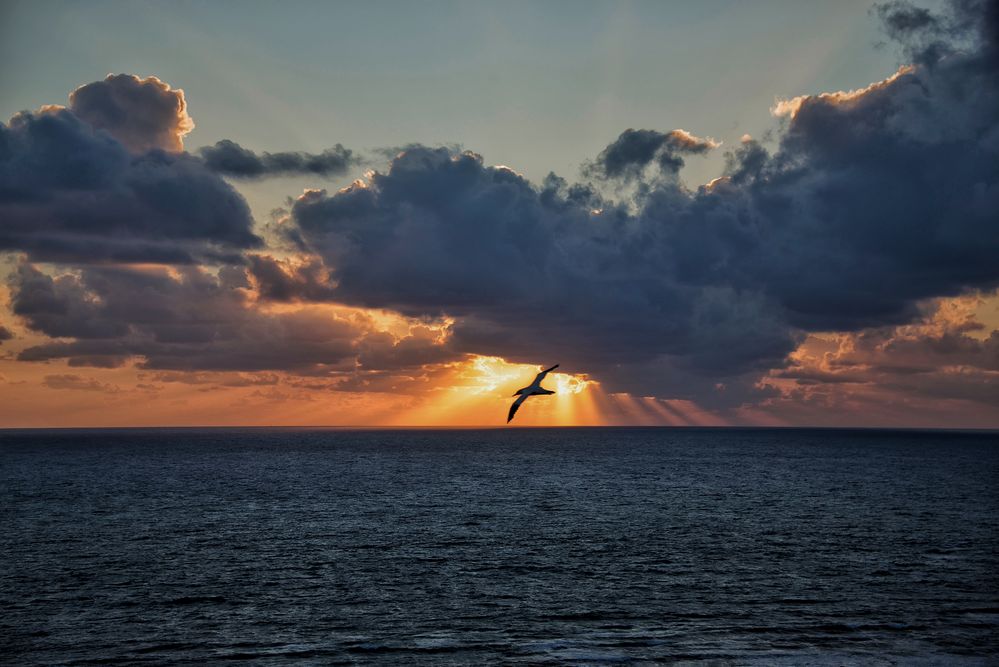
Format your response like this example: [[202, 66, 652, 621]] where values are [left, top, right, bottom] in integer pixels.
[[0, 0, 997, 427]]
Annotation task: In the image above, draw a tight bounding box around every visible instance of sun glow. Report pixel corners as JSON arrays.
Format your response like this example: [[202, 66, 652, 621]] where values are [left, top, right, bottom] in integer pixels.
[[466, 356, 526, 395], [466, 356, 594, 397], [386, 355, 599, 426], [554, 372, 589, 395], [381, 355, 735, 427]]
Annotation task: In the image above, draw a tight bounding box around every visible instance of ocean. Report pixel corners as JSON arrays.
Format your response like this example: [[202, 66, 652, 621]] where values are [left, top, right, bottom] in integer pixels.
[[2, 427, 997, 665]]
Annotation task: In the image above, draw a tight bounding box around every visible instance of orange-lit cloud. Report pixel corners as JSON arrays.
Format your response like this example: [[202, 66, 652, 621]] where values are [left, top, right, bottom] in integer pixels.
[[771, 65, 916, 119], [69, 74, 194, 152], [754, 293, 999, 428]]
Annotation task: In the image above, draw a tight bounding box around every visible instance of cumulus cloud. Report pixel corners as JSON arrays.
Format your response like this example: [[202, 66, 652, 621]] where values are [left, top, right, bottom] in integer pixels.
[[727, 5, 999, 330], [69, 74, 194, 153], [279, 146, 797, 406], [0, 106, 261, 264], [0, 325, 13, 343], [199, 140, 359, 178]]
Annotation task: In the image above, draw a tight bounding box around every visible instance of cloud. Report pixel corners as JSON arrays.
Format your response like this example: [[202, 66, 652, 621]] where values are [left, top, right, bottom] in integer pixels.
[[767, 295, 999, 410], [583, 128, 720, 181], [0, 106, 261, 264], [69, 74, 194, 153], [356, 325, 458, 371], [874, 0, 999, 65], [144, 371, 281, 387], [771, 65, 915, 119], [199, 140, 359, 178], [280, 146, 797, 406], [722, 5, 999, 330], [9, 261, 463, 376], [10, 262, 362, 372], [246, 254, 340, 302], [821, 295, 999, 377], [42, 374, 121, 394]]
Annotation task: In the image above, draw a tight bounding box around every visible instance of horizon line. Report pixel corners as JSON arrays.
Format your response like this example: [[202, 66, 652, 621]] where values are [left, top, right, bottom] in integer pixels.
[[2, 425, 997, 434]]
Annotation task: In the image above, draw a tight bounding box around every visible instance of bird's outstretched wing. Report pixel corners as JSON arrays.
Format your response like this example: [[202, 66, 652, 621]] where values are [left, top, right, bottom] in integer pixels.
[[534, 363, 559, 383], [507, 394, 528, 423]]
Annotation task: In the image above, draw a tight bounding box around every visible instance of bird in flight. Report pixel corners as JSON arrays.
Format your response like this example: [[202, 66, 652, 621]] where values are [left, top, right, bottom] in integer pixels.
[[507, 364, 559, 423]]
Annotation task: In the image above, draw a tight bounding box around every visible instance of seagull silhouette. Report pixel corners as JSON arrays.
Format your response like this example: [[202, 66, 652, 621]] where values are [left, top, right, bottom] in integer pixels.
[[507, 364, 559, 423]]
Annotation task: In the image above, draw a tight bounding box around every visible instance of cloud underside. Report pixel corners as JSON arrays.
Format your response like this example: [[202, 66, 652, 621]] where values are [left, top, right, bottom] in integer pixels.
[[1, 0, 998, 418]]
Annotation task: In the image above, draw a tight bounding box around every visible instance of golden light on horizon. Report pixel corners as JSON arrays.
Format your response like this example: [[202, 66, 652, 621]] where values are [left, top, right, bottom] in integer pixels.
[[0, 347, 735, 427], [386, 355, 599, 426], [382, 355, 730, 427]]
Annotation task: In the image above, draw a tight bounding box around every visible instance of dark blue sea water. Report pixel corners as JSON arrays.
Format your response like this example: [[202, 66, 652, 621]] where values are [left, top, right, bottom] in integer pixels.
[[2, 428, 998, 665]]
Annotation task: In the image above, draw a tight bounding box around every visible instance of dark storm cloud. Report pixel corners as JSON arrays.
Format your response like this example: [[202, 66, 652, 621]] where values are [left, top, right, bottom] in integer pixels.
[[289, 149, 563, 314], [68, 74, 194, 153], [264, 0, 998, 403], [199, 140, 359, 178], [0, 107, 261, 264], [0, 325, 12, 342], [639, 0, 998, 335], [714, 9, 999, 329], [583, 128, 719, 181], [283, 146, 798, 405]]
